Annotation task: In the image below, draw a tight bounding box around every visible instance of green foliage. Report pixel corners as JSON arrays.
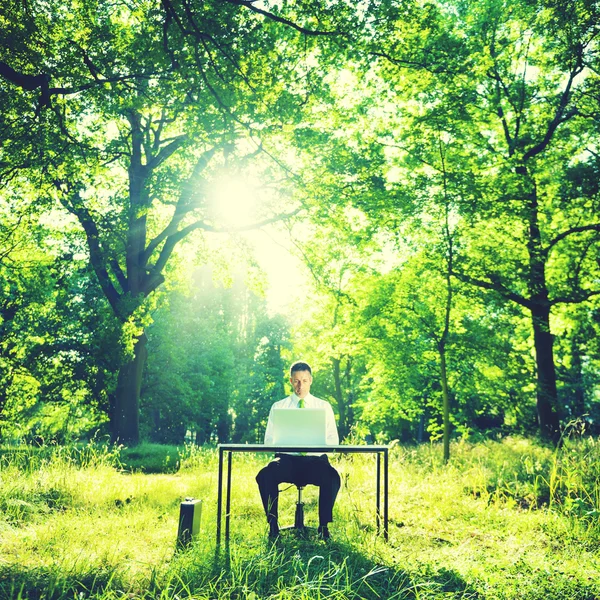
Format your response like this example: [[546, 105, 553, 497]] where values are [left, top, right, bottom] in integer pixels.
[[1, 0, 364, 443], [1, 0, 600, 448], [280, 0, 600, 444], [0, 204, 120, 443], [141, 266, 290, 444]]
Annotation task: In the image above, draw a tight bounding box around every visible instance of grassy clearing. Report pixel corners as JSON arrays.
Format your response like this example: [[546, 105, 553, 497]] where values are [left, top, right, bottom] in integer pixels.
[[0, 437, 599, 599]]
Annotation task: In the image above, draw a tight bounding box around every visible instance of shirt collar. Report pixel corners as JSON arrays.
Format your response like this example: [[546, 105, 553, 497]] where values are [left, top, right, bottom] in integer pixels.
[[291, 392, 312, 405]]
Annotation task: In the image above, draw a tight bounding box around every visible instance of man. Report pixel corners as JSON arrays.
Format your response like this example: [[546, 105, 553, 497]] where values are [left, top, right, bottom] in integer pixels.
[[256, 361, 340, 540]]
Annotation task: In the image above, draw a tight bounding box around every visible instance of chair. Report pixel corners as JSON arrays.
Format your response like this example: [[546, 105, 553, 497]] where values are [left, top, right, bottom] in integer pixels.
[[279, 485, 314, 534]]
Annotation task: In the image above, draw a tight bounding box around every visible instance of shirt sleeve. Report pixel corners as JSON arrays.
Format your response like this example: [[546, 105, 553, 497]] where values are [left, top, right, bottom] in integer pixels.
[[325, 403, 339, 445]]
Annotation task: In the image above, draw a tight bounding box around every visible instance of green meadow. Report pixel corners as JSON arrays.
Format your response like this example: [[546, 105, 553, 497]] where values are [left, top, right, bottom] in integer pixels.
[[1, 437, 599, 600]]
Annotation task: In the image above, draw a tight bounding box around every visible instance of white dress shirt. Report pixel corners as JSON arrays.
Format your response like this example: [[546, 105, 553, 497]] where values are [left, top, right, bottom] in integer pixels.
[[263, 393, 339, 445]]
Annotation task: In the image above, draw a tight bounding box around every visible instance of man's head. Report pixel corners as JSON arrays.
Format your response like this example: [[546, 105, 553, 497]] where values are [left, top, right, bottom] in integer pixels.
[[290, 361, 313, 399]]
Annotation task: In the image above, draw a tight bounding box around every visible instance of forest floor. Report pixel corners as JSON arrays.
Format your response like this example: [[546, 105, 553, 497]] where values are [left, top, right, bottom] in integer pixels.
[[0, 437, 599, 599]]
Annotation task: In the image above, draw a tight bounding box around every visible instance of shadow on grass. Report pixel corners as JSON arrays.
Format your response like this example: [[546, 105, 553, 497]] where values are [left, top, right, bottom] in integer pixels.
[[0, 538, 479, 599], [194, 532, 484, 600], [4, 536, 599, 600], [200, 533, 600, 600], [119, 444, 182, 474], [0, 563, 121, 600]]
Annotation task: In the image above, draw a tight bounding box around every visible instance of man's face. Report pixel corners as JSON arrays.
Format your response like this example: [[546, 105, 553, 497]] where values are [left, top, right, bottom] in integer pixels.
[[290, 369, 312, 399]]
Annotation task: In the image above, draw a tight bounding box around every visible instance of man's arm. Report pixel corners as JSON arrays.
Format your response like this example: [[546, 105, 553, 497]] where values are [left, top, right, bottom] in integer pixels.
[[264, 406, 275, 445], [325, 404, 339, 445]]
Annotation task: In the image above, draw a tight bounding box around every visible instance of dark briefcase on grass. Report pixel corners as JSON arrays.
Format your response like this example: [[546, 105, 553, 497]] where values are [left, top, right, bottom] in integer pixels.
[[177, 498, 202, 547]]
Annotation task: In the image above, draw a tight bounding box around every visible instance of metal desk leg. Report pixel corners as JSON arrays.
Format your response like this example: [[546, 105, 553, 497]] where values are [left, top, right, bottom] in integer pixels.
[[384, 448, 389, 541], [376, 451, 381, 534], [216, 447, 224, 545], [225, 451, 232, 542]]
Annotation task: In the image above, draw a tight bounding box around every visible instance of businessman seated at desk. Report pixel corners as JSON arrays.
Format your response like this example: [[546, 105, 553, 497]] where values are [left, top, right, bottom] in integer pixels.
[[256, 361, 340, 540]]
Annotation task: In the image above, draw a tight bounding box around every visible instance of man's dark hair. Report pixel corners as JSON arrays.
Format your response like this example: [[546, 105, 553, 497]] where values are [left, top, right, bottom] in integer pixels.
[[290, 361, 312, 375]]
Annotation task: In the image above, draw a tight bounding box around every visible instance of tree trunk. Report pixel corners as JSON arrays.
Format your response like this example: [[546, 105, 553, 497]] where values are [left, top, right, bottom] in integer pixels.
[[112, 333, 148, 445], [569, 338, 586, 420], [531, 305, 561, 443], [439, 347, 451, 463], [332, 357, 349, 439], [522, 168, 562, 444], [417, 412, 426, 443], [195, 424, 209, 445]]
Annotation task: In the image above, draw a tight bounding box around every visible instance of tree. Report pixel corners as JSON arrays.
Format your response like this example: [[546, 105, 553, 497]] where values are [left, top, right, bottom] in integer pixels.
[[284, 207, 384, 440], [0, 195, 120, 441], [144, 268, 237, 444], [232, 313, 290, 443], [141, 262, 291, 444], [1, 0, 357, 444], [364, 0, 600, 443]]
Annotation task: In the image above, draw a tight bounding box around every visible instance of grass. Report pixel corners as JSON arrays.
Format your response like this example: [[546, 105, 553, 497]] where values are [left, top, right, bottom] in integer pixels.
[[0, 436, 599, 599]]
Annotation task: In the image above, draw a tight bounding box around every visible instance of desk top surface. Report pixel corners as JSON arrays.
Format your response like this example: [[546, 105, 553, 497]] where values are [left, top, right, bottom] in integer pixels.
[[217, 443, 389, 453]]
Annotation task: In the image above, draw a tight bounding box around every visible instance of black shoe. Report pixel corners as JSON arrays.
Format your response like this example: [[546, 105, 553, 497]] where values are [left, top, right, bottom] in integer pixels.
[[269, 522, 280, 539], [317, 525, 331, 540]]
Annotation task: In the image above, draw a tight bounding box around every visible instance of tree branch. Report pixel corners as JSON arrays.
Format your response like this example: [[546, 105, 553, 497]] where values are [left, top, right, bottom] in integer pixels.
[[109, 257, 128, 293], [545, 223, 600, 254], [0, 61, 49, 93], [145, 133, 188, 172], [369, 51, 456, 75], [0, 61, 51, 111], [224, 0, 344, 37], [522, 66, 582, 161], [55, 183, 124, 318], [141, 144, 220, 265], [451, 268, 533, 309], [143, 208, 301, 295], [551, 289, 600, 306], [0, 61, 156, 110]]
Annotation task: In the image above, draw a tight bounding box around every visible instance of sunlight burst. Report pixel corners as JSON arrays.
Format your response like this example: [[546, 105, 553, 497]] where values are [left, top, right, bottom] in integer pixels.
[[209, 174, 260, 229]]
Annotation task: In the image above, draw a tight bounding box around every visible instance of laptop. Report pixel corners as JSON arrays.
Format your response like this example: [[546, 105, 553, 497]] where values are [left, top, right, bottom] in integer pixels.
[[270, 408, 327, 446]]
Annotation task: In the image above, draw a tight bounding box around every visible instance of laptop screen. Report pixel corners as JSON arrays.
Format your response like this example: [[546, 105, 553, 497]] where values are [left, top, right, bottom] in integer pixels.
[[270, 408, 327, 446]]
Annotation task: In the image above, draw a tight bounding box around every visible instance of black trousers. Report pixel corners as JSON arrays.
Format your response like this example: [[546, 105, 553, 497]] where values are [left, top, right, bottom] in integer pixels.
[[256, 453, 341, 526]]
